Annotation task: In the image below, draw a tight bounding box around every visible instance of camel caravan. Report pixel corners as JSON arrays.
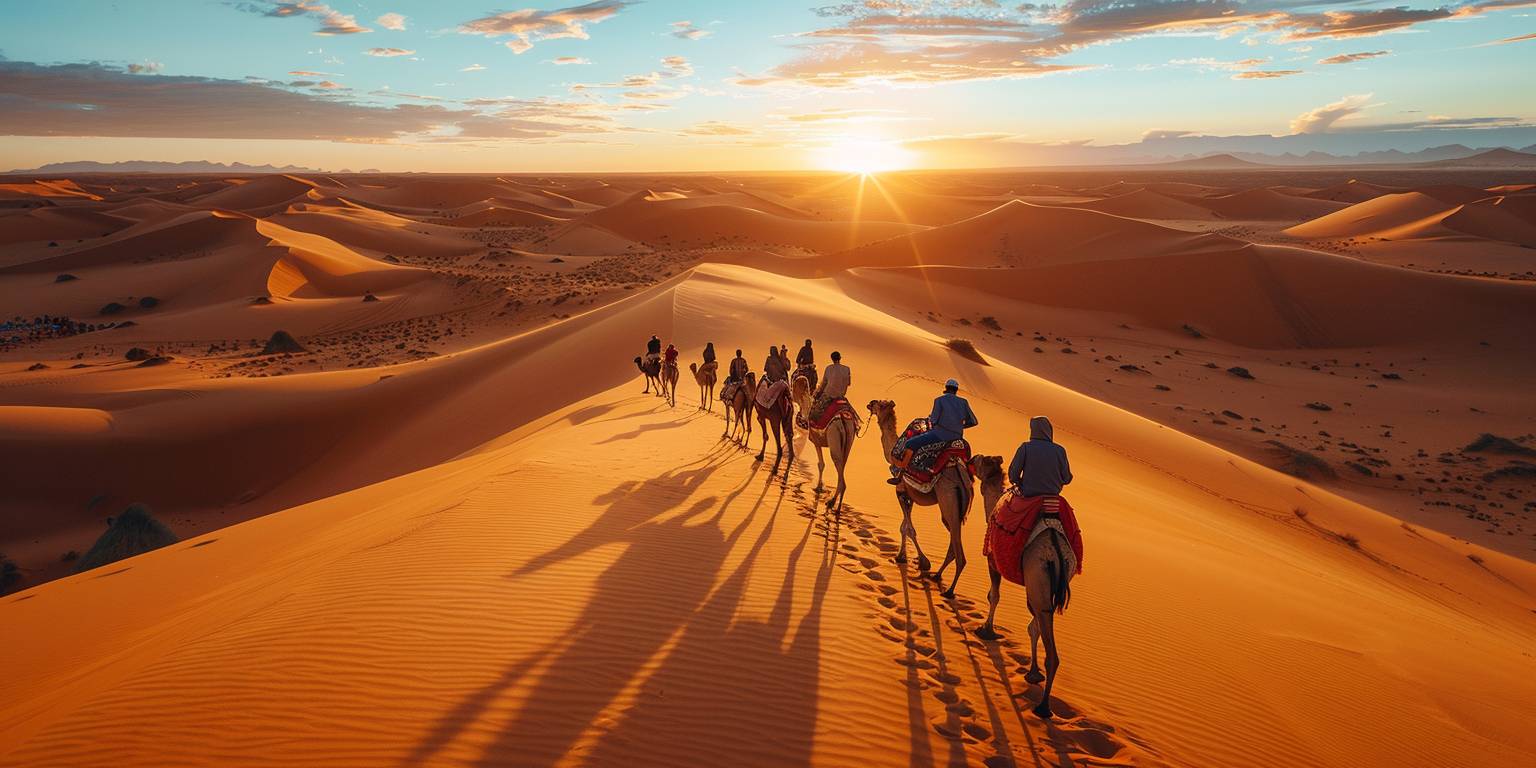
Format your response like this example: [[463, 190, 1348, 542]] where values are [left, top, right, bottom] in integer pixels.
[[633, 336, 1085, 719]]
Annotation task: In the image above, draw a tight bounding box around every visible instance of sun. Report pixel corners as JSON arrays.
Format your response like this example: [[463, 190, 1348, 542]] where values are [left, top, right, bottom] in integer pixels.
[[815, 138, 914, 175]]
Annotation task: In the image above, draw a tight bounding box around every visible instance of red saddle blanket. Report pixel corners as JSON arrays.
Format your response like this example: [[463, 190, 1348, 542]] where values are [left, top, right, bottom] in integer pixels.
[[902, 442, 972, 485], [808, 397, 854, 430], [985, 492, 1084, 585]]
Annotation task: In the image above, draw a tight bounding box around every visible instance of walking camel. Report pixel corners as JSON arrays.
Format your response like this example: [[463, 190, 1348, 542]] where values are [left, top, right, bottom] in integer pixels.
[[690, 362, 718, 412], [722, 376, 754, 444], [868, 399, 985, 598], [660, 359, 680, 408], [975, 456, 1074, 719], [632, 356, 661, 396], [749, 372, 794, 478], [792, 375, 858, 513]]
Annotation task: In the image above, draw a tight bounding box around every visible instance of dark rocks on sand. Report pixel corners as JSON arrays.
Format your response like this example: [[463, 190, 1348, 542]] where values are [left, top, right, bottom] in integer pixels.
[[125, 347, 150, 361], [1305, 402, 1333, 411], [1227, 366, 1255, 379], [138, 296, 160, 309], [100, 302, 126, 315], [55, 273, 78, 283], [362, 293, 380, 303], [262, 330, 306, 355], [74, 504, 178, 573]]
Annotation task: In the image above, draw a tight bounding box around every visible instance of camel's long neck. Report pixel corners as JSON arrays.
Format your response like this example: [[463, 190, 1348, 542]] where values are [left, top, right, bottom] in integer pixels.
[[980, 477, 1004, 516], [877, 412, 899, 457]]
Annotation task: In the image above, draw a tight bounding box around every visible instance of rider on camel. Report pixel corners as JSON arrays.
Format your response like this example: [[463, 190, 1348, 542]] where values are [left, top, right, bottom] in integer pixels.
[[726, 348, 748, 384], [764, 344, 788, 383], [1009, 416, 1072, 496], [889, 378, 978, 484], [664, 343, 680, 370], [645, 334, 662, 366], [811, 350, 850, 426], [795, 338, 817, 390]]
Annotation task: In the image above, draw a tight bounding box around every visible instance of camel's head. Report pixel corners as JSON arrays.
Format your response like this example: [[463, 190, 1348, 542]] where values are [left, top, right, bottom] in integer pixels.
[[972, 454, 1005, 485], [690, 362, 698, 373], [791, 374, 810, 401], [866, 399, 896, 423], [633, 356, 642, 365]]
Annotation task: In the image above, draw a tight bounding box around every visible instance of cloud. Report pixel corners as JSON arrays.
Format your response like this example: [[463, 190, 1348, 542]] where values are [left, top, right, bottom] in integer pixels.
[[671, 20, 712, 40], [0, 60, 472, 141], [1142, 129, 1198, 141], [551, 56, 592, 65], [778, 108, 906, 124], [288, 69, 335, 76], [736, 0, 1536, 90], [1232, 69, 1302, 79], [680, 121, 753, 136], [660, 56, 693, 77], [462, 64, 487, 72], [1317, 50, 1390, 64], [448, 96, 641, 139], [376, 12, 406, 31], [366, 47, 415, 57], [241, 1, 371, 35], [459, 1, 630, 55], [126, 61, 163, 74], [1291, 93, 1372, 133], [311, 80, 347, 90], [1486, 31, 1536, 44]]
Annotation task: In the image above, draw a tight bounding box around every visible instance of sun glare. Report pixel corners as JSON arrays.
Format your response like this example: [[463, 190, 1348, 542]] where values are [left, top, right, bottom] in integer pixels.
[[816, 138, 914, 175]]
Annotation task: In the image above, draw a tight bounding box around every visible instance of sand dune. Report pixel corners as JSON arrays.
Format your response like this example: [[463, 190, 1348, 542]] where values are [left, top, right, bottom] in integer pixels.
[[188, 174, 321, 215], [837, 242, 1536, 348], [2, 263, 1533, 768], [1061, 188, 1221, 220], [1173, 187, 1350, 221], [3, 170, 1534, 768], [808, 200, 1238, 275]]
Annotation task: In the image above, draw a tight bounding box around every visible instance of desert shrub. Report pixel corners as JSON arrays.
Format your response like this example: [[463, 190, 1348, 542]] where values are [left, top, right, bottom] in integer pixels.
[[944, 338, 989, 365]]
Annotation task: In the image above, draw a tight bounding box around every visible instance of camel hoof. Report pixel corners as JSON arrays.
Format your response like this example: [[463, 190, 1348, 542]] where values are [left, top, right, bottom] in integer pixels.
[[754, 453, 765, 462], [940, 588, 956, 599], [1032, 701, 1054, 720], [917, 557, 932, 572], [893, 553, 907, 565], [1024, 669, 1045, 685], [975, 626, 1001, 642]]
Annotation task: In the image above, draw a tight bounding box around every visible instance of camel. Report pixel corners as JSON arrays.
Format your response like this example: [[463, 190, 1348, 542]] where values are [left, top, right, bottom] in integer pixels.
[[792, 375, 858, 513], [690, 361, 718, 412], [750, 371, 794, 477], [867, 399, 977, 599], [721, 375, 754, 444], [632, 356, 661, 396], [975, 462, 1075, 720], [660, 359, 680, 408]]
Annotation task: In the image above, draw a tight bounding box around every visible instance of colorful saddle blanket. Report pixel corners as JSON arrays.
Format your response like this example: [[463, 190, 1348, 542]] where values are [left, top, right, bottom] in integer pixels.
[[889, 418, 972, 488], [799, 397, 855, 431], [984, 491, 1084, 586], [754, 378, 790, 410], [720, 380, 743, 403]]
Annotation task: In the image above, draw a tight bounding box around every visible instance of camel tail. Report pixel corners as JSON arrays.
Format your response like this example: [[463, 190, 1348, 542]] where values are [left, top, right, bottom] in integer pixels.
[[1048, 528, 1071, 615]]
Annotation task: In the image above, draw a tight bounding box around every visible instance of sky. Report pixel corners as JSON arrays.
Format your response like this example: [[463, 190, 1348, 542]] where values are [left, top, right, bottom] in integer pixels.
[[1, 0, 1534, 172]]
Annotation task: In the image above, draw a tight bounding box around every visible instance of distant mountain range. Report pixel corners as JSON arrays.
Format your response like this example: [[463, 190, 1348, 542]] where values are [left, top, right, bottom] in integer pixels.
[[3, 160, 333, 174], [1221, 144, 1536, 167]]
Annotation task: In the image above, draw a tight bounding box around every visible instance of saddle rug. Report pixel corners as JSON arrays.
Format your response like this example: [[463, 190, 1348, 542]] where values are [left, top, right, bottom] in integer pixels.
[[985, 492, 1085, 587], [719, 381, 742, 403], [755, 378, 789, 409], [800, 397, 855, 431]]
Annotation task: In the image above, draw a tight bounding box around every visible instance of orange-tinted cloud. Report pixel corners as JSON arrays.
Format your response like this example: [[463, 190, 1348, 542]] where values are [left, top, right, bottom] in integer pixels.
[[1317, 50, 1390, 64], [459, 1, 630, 54], [243, 1, 371, 35]]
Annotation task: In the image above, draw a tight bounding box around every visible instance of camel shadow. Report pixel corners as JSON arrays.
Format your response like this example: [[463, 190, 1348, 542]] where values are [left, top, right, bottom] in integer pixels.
[[593, 417, 697, 444]]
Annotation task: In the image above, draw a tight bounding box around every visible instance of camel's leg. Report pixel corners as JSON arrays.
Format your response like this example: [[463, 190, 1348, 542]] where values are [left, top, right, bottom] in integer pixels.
[[770, 419, 784, 474], [813, 442, 826, 492], [942, 496, 967, 599], [977, 563, 1003, 640], [1033, 610, 1060, 719], [756, 411, 768, 462], [1025, 617, 1045, 684], [895, 494, 914, 564]]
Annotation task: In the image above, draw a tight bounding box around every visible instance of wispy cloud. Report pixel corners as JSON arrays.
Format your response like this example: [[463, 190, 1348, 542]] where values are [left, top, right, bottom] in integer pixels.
[[0, 61, 469, 140], [660, 56, 692, 77], [1232, 69, 1302, 79], [241, 1, 371, 35], [681, 121, 752, 136], [126, 61, 163, 74], [1484, 31, 1536, 45], [1317, 50, 1390, 64], [670, 20, 711, 40], [376, 12, 406, 31], [461, 63, 487, 72], [1291, 93, 1373, 134], [366, 47, 415, 57], [459, 1, 631, 54], [550, 56, 592, 65]]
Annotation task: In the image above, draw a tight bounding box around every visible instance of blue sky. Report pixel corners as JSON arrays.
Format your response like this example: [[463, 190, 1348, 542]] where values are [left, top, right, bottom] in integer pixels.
[[1, 1, 1533, 171]]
